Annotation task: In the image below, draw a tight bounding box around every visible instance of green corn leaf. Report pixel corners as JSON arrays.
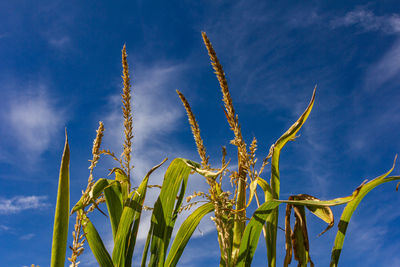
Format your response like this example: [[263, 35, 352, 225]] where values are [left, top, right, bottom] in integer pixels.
[[104, 180, 123, 241], [273, 193, 355, 207], [71, 178, 113, 215], [267, 88, 316, 267], [257, 177, 272, 201], [51, 132, 70, 267], [82, 214, 114, 267], [330, 158, 400, 267], [125, 158, 167, 267], [236, 200, 280, 267], [111, 192, 138, 267], [141, 223, 153, 267], [165, 202, 214, 267], [110, 167, 130, 201], [145, 158, 192, 266], [113, 158, 167, 267]]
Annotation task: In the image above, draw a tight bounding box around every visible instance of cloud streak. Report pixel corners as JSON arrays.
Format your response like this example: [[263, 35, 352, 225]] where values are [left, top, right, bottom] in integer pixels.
[[331, 7, 400, 34], [1, 84, 65, 158], [364, 38, 400, 90], [0, 195, 49, 214]]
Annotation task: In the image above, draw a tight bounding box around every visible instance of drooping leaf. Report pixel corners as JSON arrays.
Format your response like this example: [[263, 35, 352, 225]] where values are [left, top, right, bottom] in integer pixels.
[[284, 202, 293, 267], [266, 88, 316, 267], [330, 158, 400, 267], [246, 178, 258, 208], [165, 202, 214, 267], [51, 132, 70, 267], [277, 193, 348, 237], [291, 205, 313, 267], [83, 215, 114, 267], [257, 177, 272, 201], [71, 178, 113, 215]]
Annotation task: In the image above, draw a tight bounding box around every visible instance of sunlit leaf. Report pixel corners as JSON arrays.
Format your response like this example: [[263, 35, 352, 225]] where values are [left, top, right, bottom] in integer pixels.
[[51, 132, 70, 267], [266, 88, 316, 266], [330, 157, 400, 267], [104, 180, 123, 241], [144, 158, 193, 266], [236, 200, 280, 267], [83, 215, 114, 267], [113, 158, 166, 267], [165, 202, 214, 267]]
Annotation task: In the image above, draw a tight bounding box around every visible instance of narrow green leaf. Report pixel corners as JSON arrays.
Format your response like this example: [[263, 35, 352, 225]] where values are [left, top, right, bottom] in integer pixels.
[[257, 177, 272, 201], [51, 132, 70, 267], [125, 158, 167, 267], [83, 215, 114, 267], [146, 158, 192, 266], [109, 167, 130, 201], [267, 88, 316, 267], [330, 158, 400, 267], [236, 200, 280, 267], [113, 158, 167, 267], [71, 178, 113, 214], [165, 202, 214, 267], [112, 192, 138, 267], [141, 223, 153, 267], [273, 193, 354, 207], [104, 180, 123, 241]]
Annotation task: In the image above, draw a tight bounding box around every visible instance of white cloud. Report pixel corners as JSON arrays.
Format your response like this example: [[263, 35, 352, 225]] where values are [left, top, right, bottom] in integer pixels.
[[331, 8, 400, 34], [3, 86, 65, 155], [48, 35, 71, 49], [0, 224, 10, 231], [0, 195, 49, 214], [19, 233, 35, 240], [364, 38, 400, 90], [330, 9, 400, 90]]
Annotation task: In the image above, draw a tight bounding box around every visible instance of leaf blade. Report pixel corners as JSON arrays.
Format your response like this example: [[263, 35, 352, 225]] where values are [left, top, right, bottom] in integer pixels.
[[267, 88, 316, 266], [330, 158, 400, 267], [236, 200, 280, 267], [146, 158, 192, 266], [165, 202, 214, 267], [83, 215, 114, 267], [51, 133, 70, 267]]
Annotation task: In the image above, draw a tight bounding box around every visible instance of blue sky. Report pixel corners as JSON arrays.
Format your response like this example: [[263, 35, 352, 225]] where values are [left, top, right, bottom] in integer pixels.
[[1, 1, 400, 266]]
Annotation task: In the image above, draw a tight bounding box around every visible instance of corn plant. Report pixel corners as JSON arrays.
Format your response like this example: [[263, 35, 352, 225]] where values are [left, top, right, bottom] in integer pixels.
[[63, 45, 215, 267], [174, 32, 400, 267], [48, 33, 400, 267]]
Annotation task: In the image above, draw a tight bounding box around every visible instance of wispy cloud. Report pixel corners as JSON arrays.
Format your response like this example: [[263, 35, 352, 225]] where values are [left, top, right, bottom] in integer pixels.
[[103, 60, 188, 180], [364, 38, 400, 90], [0, 195, 49, 214], [96, 59, 215, 265], [331, 7, 400, 34], [330, 8, 400, 90], [0, 224, 11, 231], [1, 85, 65, 157], [48, 35, 71, 49], [19, 233, 35, 240]]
